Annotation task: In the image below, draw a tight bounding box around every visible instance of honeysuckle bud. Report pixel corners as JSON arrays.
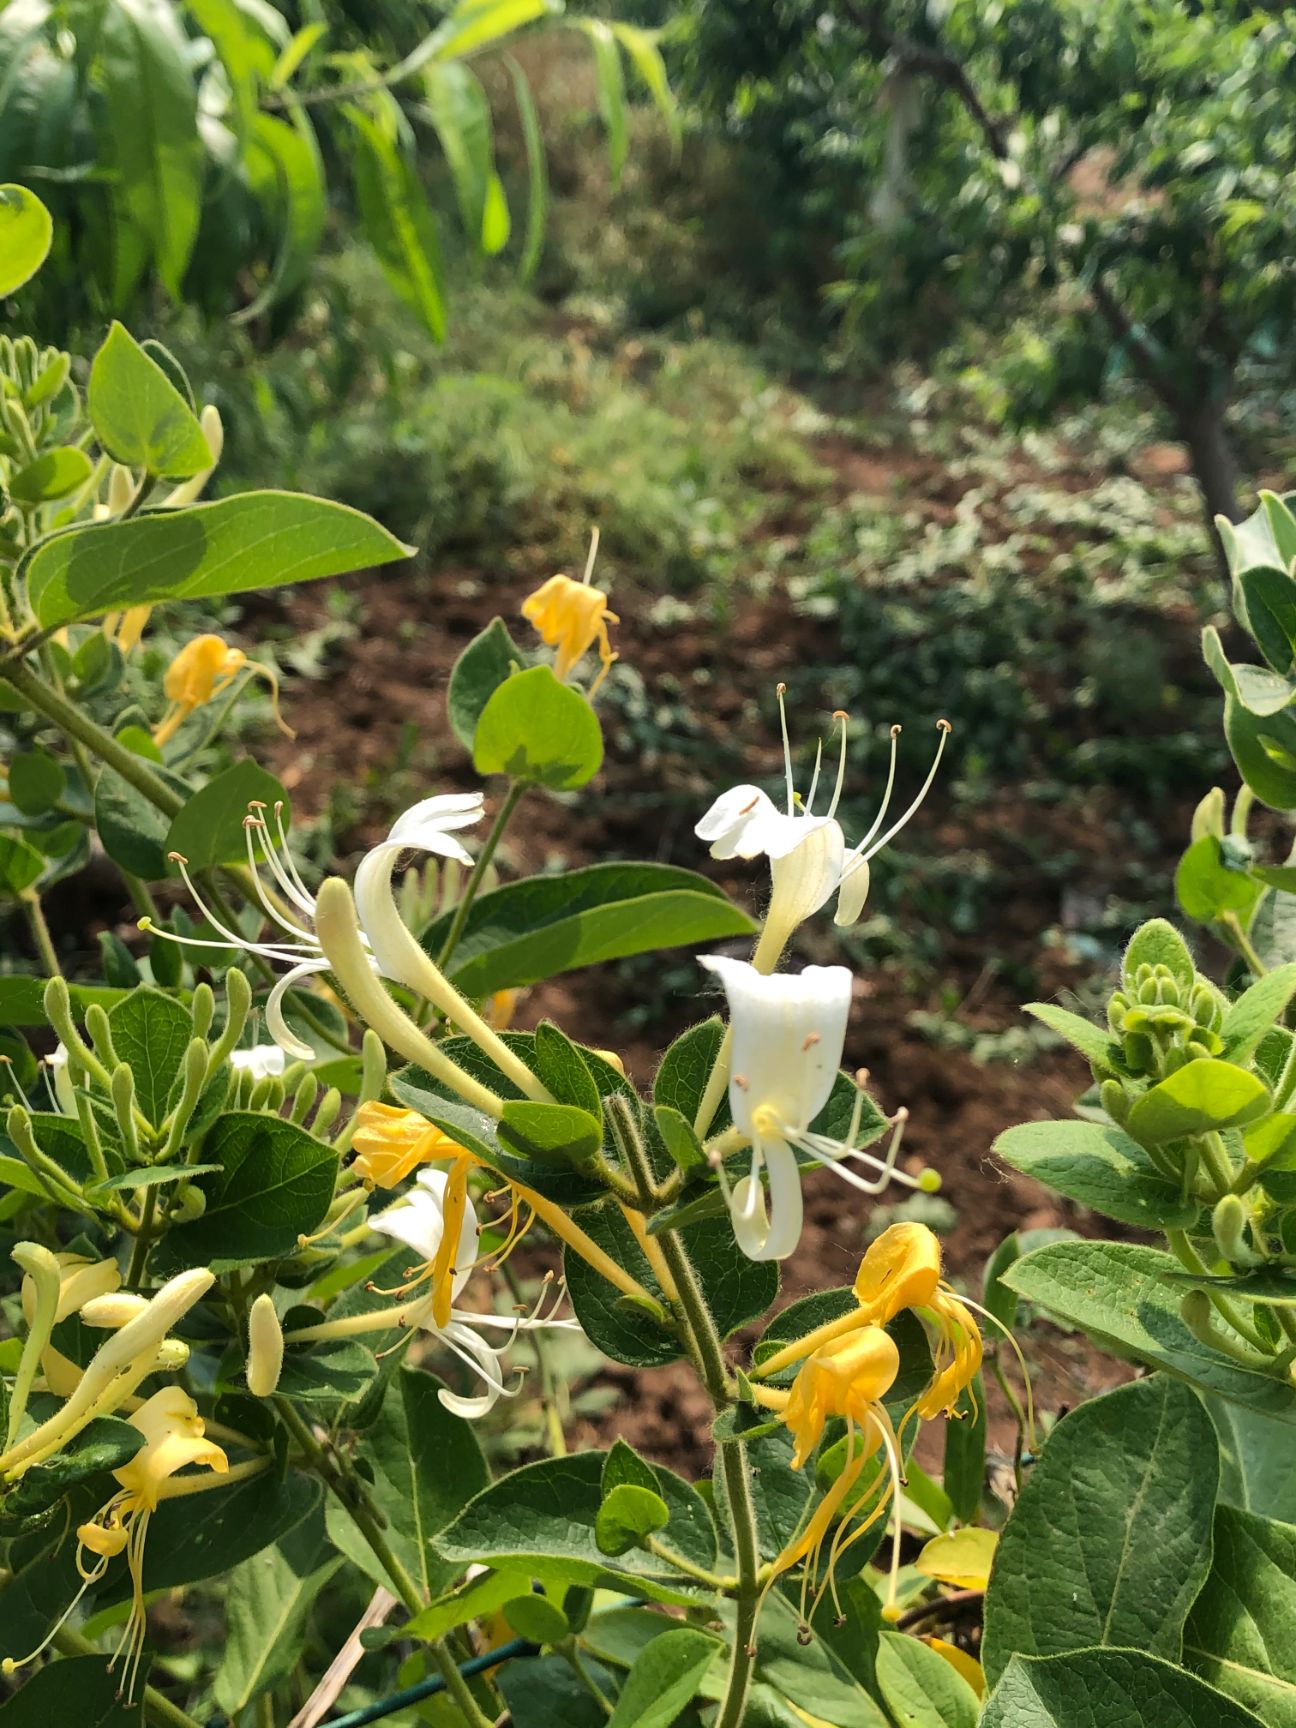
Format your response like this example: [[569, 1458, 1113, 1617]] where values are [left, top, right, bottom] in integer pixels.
[[80, 1292, 151, 1328], [152, 1338, 191, 1372], [1212, 1194, 1261, 1268], [170, 1183, 207, 1223], [1191, 787, 1227, 844], [246, 1294, 284, 1398]]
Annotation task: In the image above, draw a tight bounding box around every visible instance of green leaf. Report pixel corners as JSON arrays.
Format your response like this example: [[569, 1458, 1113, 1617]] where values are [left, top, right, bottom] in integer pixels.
[[1127, 1059, 1271, 1143], [423, 865, 755, 997], [165, 759, 289, 871], [942, 1377, 987, 1525], [1207, 1396, 1296, 1523], [499, 1099, 603, 1170], [876, 1631, 979, 1728], [25, 492, 412, 629], [152, 1112, 337, 1272], [448, 616, 525, 752], [93, 764, 177, 880], [107, 987, 192, 1125], [0, 979, 128, 1029], [112, 1471, 316, 1601], [981, 1649, 1265, 1728], [596, 1482, 670, 1556], [347, 103, 446, 341], [982, 1376, 1217, 1685], [186, 0, 280, 141], [1221, 494, 1296, 579], [473, 664, 603, 789], [237, 109, 327, 319], [993, 1118, 1200, 1229], [1225, 695, 1296, 810], [7, 749, 65, 817], [87, 322, 211, 477], [0, 1656, 140, 1726], [506, 54, 548, 284], [1239, 566, 1296, 676], [1123, 919, 1196, 990], [97, 0, 203, 299], [212, 1501, 343, 1716], [603, 1437, 660, 1496], [426, 0, 559, 63], [1002, 1241, 1296, 1416], [1022, 1002, 1119, 1069], [0, 833, 44, 894], [1176, 835, 1263, 925], [8, 448, 94, 505], [326, 1366, 488, 1599], [1260, 492, 1296, 569], [611, 22, 680, 148], [498, 1654, 619, 1728], [0, 1418, 142, 1527], [652, 1104, 706, 1175], [581, 19, 628, 186], [1184, 1505, 1296, 1724], [422, 61, 496, 248], [436, 1451, 719, 1607], [0, 183, 52, 296], [606, 1626, 722, 1728], [752, 1591, 888, 1725], [565, 1203, 777, 1368], [503, 1591, 569, 1643], [531, 1021, 603, 1115], [1220, 964, 1296, 1064]]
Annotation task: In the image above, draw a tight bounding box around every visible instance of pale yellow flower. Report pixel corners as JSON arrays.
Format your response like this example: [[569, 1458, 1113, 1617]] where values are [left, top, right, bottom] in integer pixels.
[[521, 572, 619, 693]]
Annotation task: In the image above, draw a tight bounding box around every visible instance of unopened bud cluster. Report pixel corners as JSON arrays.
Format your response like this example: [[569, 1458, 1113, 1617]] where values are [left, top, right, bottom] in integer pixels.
[[1106, 963, 1224, 1082]]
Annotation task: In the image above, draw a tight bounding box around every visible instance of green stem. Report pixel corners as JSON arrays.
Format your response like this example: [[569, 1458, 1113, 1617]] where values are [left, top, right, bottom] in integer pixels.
[[1168, 1228, 1273, 1351], [1222, 910, 1268, 978], [52, 1626, 205, 1728], [126, 1190, 158, 1289], [561, 1643, 615, 1715], [1, 660, 184, 818], [436, 781, 524, 970], [275, 1399, 496, 1728], [643, 1537, 737, 1591], [1200, 1131, 1236, 1201], [20, 891, 60, 977]]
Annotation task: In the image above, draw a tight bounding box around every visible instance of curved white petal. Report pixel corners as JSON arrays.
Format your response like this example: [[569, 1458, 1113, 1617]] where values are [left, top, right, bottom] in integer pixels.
[[694, 785, 781, 859], [385, 792, 484, 852], [265, 961, 329, 1061], [699, 954, 851, 1135], [760, 1141, 805, 1259], [833, 855, 871, 928], [728, 1172, 771, 1260], [435, 1318, 515, 1417]]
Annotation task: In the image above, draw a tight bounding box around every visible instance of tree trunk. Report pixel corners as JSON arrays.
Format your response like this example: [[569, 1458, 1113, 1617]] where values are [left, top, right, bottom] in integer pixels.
[[1178, 402, 1243, 579]]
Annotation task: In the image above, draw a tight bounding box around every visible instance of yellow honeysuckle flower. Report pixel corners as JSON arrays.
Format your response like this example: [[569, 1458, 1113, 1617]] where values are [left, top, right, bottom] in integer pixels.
[[153, 632, 291, 748], [853, 1223, 984, 1419], [521, 568, 619, 694], [782, 1325, 900, 1470], [486, 987, 520, 1030], [351, 1100, 477, 1190], [924, 1637, 986, 1697], [4, 1388, 227, 1702], [916, 1526, 999, 1591], [757, 1326, 907, 1632]]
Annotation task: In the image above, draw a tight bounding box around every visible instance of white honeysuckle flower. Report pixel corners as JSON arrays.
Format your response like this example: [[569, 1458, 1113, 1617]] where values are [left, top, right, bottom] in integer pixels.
[[230, 1044, 287, 1080], [147, 792, 484, 1061], [699, 955, 922, 1262], [369, 1168, 576, 1419], [695, 688, 950, 947]]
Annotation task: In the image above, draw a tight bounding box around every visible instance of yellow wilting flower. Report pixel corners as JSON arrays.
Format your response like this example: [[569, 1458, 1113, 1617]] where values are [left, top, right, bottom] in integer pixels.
[[521, 535, 618, 694], [153, 633, 292, 748], [351, 1100, 479, 1191], [485, 988, 520, 1030], [756, 1326, 908, 1632], [852, 1224, 984, 1419], [3, 1388, 227, 1701]]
